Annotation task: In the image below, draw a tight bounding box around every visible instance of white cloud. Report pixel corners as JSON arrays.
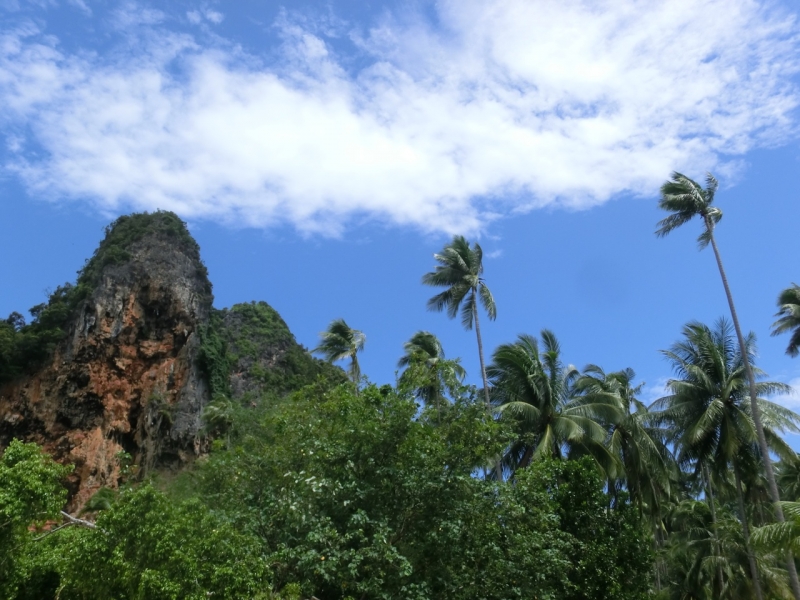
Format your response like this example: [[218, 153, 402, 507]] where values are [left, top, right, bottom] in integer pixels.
[[111, 2, 164, 29], [187, 7, 224, 25], [772, 377, 800, 409], [643, 377, 671, 406], [1, 0, 799, 235], [204, 9, 223, 24]]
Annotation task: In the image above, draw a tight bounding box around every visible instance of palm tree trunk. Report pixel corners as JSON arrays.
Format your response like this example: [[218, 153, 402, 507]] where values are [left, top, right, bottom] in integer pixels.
[[703, 463, 725, 595], [351, 356, 360, 395], [473, 298, 491, 409], [705, 216, 800, 599], [734, 461, 763, 600], [653, 521, 663, 593]]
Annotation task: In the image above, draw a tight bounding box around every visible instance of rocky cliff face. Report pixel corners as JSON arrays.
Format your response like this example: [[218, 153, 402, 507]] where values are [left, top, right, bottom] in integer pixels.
[[0, 213, 213, 508]]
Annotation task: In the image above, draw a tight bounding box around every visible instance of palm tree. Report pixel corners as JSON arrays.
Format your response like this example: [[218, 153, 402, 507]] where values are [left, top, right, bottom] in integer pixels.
[[754, 502, 800, 558], [314, 318, 366, 386], [397, 331, 465, 417], [663, 499, 794, 600], [488, 331, 617, 477], [656, 172, 800, 599], [575, 365, 673, 512], [422, 236, 496, 408], [778, 455, 800, 501], [575, 366, 676, 592], [201, 395, 235, 449], [772, 284, 800, 357], [652, 319, 800, 599]]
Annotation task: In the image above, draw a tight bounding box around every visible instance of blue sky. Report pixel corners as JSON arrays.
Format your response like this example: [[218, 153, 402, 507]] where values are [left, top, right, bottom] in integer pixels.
[[2, 0, 800, 423]]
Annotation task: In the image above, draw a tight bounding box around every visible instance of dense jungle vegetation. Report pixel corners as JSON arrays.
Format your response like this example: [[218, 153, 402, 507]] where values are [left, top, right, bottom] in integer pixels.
[[3, 174, 800, 599]]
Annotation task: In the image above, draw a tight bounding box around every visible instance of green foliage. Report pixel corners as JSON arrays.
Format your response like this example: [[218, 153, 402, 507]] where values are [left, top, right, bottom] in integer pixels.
[[189, 382, 652, 600], [76, 211, 207, 290], [536, 459, 654, 600], [211, 302, 347, 399], [198, 310, 233, 398], [0, 283, 90, 384], [772, 283, 800, 357], [0, 440, 71, 599], [54, 486, 268, 600]]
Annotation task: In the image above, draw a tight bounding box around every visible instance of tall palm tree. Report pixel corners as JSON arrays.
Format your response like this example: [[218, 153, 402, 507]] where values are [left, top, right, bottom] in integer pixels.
[[772, 284, 800, 357], [397, 331, 466, 417], [422, 235, 496, 408], [488, 331, 617, 477], [656, 172, 800, 599], [314, 318, 366, 386], [652, 319, 800, 600]]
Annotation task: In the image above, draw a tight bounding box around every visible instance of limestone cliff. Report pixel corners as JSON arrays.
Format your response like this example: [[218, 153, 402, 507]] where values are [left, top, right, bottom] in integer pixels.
[[0, 212, 345, 510], [0, 213, 213, 508]]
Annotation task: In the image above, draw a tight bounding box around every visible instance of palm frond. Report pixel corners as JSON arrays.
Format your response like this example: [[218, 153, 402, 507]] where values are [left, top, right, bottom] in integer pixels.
[[772, 284, 800, 357]]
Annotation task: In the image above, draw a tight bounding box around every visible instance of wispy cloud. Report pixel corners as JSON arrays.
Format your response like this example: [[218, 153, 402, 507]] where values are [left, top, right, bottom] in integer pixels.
[[643, 377, 671, 406], [1, 0, 799, 235], [771, 376, 800, 409]]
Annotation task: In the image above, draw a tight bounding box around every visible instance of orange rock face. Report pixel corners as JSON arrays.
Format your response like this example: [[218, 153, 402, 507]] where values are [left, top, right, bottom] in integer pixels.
[[0, 233, 212, 510]]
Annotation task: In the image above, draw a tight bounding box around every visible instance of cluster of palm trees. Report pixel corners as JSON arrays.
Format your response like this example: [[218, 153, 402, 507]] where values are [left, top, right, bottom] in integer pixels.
[[312, 172, 800, 598]]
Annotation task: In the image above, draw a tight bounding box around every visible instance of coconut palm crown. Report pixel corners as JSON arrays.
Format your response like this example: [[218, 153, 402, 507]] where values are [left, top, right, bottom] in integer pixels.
[[655, 171, 722, 248], [397, 330, 465, 415], [314, 318, 366, 385], [772, 284, 800, 357], [489, 331, 618, 477], [575, 365, 672, 513]]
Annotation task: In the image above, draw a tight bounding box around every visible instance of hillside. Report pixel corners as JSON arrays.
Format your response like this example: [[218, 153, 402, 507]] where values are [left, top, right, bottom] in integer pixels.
[[0, 211, 341, 508]]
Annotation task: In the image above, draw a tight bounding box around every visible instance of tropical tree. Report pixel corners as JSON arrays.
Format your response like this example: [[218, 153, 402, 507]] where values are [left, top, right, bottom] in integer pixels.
[[422, 236, 496, 408], [661, 499, 794, 600], [773, 284, 800, 357], [313, 318, 366, 385], [575, 365, 673, 512], [488, 331, 618, 478], [778, 455, 800, 501], [397, 331, 466, 417], [656, 172, 800, 598], [754, 502, 800, 559], [652, 319, 800, 600]]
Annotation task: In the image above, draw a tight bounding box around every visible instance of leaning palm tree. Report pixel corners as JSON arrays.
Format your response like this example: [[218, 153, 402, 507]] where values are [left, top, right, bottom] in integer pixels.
[[422, 236, 496, 408], [313, 318, 366, 385], [652, 319, 800, 600], [397, 331, 466, 417], [772, 284, 800, 357], [656, 172, 800, 599], [489, 331, 618, 478]]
